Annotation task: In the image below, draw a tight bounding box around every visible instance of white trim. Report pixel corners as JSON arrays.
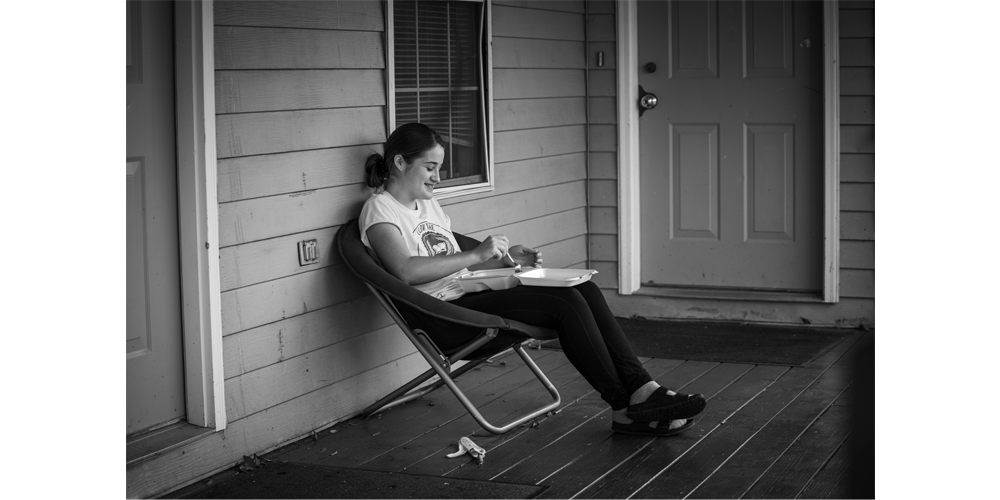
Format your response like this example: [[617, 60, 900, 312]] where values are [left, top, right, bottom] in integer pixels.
[[616, 0, 641, 295], [822, 1, 841, 303], [386, 0, 396, 136], [616, 0, 841, 301], [174, 0, 226, 431], [485, 0, 494, 191]]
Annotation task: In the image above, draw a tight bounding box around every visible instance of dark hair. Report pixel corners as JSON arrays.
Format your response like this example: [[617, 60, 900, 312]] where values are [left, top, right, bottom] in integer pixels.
[[365, 123, 445, 190]]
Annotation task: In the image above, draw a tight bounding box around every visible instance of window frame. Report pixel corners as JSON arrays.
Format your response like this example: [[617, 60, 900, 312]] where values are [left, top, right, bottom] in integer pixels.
[[386, 0, 495, 199]]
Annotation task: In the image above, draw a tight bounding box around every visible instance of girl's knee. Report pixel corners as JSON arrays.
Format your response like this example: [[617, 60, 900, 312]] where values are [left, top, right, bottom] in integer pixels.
[[534, 286, 588, 313], [555, 285, 587, 303], [575, 280, 605, 301]]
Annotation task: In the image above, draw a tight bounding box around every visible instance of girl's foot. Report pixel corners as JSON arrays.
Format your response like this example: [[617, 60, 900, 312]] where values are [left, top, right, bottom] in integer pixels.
[[626, 386, 706, 422]]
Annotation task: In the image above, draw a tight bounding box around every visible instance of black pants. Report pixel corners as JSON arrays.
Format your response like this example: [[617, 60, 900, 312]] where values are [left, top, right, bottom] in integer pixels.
[[450, 281, 652, 410]]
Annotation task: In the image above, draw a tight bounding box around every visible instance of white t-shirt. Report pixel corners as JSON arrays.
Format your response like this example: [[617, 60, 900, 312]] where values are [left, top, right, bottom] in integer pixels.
[[359, 192, 468, 301]]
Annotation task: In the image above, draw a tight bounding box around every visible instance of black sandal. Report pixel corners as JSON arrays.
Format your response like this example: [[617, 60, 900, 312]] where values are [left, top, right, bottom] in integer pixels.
[[626, 387, 706, 422], [611, 418, 695, 436]]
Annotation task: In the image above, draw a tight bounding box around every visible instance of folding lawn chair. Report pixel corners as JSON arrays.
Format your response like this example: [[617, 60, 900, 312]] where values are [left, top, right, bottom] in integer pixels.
[[335, 219, 562, 434]]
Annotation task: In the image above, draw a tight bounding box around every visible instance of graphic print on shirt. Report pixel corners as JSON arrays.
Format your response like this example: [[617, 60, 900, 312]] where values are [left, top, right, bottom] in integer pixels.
[[414, 221, 456, 257]]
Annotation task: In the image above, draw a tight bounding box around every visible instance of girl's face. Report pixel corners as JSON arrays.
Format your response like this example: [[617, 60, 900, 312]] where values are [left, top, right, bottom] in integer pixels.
[[395, 144, 445, 202]]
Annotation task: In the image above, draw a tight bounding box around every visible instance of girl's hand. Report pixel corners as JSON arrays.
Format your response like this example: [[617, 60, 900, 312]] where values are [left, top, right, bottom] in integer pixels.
[[476, 235, 509, 263], [507, 245, 543, 268]]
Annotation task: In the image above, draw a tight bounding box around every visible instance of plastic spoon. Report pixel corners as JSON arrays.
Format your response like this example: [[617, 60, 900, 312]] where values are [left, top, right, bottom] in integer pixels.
[[503, 249, 522, 274]]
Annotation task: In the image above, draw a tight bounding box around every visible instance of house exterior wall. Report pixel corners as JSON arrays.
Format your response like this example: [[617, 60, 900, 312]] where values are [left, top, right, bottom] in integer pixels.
[[586, 1, 619, 279], [836, 1, 875, 304], [593, 0, 875, 328], [128, 1, 593, 497]]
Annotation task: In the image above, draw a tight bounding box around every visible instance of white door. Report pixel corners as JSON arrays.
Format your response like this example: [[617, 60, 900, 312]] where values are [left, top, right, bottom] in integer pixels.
[[126, 0, 185, 436], [638, 0, 824, 292]]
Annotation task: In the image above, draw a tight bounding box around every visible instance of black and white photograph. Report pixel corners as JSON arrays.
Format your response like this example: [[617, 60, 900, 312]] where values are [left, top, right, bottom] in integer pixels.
[[63, 0, 983, 497]]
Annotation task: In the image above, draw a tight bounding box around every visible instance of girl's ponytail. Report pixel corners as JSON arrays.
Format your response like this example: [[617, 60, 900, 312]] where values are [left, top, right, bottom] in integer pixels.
[[364, 152, 390, 189]]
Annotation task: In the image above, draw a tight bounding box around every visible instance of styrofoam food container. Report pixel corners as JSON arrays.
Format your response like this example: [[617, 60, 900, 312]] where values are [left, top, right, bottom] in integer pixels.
[[515, 268, 598, 287], [456, 268, 526, 293]]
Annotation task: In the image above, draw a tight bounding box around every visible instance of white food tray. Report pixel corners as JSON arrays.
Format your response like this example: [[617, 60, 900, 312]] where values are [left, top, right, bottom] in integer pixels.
[[515, 268, 598, 287], [455, 268, 527, 292]]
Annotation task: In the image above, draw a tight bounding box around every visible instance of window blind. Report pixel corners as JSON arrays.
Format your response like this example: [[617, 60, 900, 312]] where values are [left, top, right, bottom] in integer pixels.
[[394, 0, 486, 184]]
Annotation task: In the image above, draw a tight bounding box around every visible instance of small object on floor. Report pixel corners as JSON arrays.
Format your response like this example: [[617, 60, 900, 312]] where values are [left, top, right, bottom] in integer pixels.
[[626, 387, 706, 422], [612, 418, 694, 436], [238, 455, 262, 473], [446, 436, 487, 465]]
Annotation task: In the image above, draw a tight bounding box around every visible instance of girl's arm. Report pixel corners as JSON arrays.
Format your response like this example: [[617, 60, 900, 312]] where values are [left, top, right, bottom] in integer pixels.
[[367, 222, 508, 285], [469, 245, 544, 271]]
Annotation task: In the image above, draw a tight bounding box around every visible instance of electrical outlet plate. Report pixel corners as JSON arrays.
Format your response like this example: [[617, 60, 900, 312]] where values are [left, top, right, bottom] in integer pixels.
[[298, 239, 320, 266]]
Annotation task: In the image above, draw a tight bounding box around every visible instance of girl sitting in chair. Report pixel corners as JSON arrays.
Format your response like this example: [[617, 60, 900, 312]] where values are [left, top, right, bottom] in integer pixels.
[[359, 123, 706, 436]]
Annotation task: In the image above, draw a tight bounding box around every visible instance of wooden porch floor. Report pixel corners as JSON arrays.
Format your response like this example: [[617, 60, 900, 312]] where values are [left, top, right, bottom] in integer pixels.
[[250, 330, 873, 499]]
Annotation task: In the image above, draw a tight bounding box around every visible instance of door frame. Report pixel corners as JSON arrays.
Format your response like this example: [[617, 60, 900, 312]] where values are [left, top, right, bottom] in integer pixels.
[[616, 0, 840, 303], [174, 0, 226, 430]]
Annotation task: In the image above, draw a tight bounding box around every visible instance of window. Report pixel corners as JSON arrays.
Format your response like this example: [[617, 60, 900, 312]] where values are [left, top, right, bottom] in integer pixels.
[[388, 0, 494, 197]]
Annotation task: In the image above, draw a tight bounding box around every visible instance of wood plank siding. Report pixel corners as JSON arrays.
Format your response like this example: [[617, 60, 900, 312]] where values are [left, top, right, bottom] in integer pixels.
[[595, 1, 875, 327], [836, 3, 875, 302], [211, 0, 424, 485], [586, 1, 620, 290], [587, 0, 618, 294], [212, 0, 406, 460]]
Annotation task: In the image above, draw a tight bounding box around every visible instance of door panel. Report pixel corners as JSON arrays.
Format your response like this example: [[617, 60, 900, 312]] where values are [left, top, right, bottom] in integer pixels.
[[671, 0, 717, 78], [745, 0, 793, 78], [639, 0, 823, 291], [672, 124, 718, 239], [745, 124, 794, 241], [126, 0, 185, 436]]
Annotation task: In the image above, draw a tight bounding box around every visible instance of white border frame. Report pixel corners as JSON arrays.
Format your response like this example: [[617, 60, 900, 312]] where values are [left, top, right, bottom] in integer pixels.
[[386, 0, 495, 200], [616, 0, 841, 302], [174, 0, 226, 430]]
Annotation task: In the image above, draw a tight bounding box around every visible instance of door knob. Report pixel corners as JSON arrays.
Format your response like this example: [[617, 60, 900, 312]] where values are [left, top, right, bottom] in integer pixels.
[[638, 85, 658, 117]]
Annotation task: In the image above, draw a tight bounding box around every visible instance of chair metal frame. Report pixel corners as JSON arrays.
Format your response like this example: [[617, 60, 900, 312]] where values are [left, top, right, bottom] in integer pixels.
[[336, 219, 561, 435]]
